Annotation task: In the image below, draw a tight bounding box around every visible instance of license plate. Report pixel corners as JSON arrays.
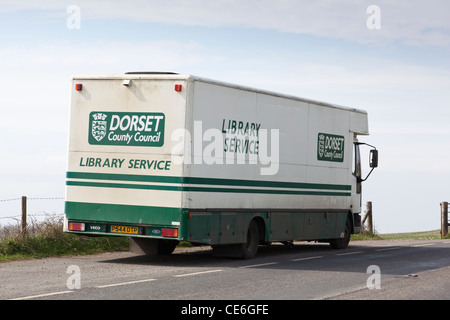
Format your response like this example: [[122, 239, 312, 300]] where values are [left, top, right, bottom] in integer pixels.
[[111, 225, 139, 234]]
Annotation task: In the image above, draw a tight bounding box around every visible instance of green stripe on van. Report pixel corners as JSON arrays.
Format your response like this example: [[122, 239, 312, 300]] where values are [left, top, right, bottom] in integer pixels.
[[66, 171, 351, 192], [66, 180, 351, 196]]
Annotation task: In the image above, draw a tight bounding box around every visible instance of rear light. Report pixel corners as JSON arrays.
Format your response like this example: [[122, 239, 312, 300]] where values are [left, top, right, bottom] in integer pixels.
[[174, 84, 182, 92], [69, 222, 85, 231], [75, 83, 82, 91], [161, 228, 178, 238]]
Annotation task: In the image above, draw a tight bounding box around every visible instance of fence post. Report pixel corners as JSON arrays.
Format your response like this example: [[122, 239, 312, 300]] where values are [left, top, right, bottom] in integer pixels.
[[21, 196, 27, 236], [441, 201, 448, 238], [362, 201, 373, 234], [366, 201, 373, 234]]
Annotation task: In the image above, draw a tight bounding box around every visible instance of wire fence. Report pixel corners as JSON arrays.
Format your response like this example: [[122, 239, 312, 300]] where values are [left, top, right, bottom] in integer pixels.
[[0, 196, 65, 224], [0, 212, 65, 221], [0, 198, 23, 203], [0, 197, 65, 201]]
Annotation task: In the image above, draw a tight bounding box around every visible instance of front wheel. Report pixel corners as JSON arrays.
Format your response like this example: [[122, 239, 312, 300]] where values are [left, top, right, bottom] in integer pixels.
[[329, 218, 351, 249]]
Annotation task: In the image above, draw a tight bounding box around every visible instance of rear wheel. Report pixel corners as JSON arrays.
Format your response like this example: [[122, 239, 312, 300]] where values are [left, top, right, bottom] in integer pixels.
[[242, 220, 259, 259], [212, 219, 260, 259], [157, 240, 179, 255]]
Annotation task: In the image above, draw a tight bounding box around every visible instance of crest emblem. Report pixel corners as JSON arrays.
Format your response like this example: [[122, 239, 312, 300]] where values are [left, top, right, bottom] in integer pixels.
[[91, 113, 107, 142], [317, 133, 325, 158]]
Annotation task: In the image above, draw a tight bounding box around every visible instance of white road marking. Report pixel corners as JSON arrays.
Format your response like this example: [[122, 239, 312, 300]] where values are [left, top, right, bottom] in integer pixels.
[[314, 285, 368, 300], [336, 251, 364, 256], [10, 290, 74, 300], [238, 262, 278, 268], [174, 269, 223, 277], [413, 243, 433, 247], [375, 247, 402, 252], [291, 256, 324, 262], [96, 278, 157, 288]]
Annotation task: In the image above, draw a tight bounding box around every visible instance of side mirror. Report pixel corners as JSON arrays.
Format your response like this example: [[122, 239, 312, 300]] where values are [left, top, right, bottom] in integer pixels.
[[370, 149, 378, 168]]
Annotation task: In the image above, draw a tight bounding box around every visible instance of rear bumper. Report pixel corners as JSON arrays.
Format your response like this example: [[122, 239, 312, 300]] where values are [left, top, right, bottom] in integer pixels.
[[64, 217, 180, 240]]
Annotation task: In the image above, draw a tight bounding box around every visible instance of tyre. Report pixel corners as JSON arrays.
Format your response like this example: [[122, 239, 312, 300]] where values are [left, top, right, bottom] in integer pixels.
[[242, 220, 259, 259], [212, 219, 260, 259], [329, 218, 351, 249], [157, 240, 179, 255]]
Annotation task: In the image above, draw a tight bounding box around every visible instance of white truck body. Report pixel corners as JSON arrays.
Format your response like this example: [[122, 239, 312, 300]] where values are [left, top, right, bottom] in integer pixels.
[[65, 73, 376, 257]]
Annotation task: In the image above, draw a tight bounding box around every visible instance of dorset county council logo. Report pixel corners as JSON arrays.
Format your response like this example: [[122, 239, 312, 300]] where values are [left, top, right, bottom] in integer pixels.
[[317, 132, 345, 163], [88, 111, 165, 147], [91, 113, 107, 142]]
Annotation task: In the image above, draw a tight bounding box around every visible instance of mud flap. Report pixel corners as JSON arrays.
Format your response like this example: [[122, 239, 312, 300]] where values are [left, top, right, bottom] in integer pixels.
[[129, 238, 159, 255]]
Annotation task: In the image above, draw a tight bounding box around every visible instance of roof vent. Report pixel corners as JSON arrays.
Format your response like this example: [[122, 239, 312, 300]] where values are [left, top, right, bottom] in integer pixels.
[[125, 72, 178, 75]]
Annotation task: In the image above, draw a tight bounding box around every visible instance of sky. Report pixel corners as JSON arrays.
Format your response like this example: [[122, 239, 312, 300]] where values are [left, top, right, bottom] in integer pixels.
[[1, 1, 450, 233]]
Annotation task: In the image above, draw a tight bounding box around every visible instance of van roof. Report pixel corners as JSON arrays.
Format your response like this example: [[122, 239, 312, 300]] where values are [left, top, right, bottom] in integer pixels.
[[72, 72, 367, 115]]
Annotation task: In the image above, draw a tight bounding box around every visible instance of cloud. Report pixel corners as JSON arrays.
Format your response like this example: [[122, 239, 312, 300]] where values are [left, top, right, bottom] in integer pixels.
[[2, 0, 450, 47], [0, 41, 213, 72]]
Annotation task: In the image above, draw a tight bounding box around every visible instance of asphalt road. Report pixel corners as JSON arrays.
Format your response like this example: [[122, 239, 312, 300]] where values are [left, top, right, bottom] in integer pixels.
[[2, 239, 450, 301]]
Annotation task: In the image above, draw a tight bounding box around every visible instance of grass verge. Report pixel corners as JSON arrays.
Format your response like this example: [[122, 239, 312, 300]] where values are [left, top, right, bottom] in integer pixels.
[[380, 229, 443, 240], [352, 229, 444, 241], [0, 216, 128, 262]]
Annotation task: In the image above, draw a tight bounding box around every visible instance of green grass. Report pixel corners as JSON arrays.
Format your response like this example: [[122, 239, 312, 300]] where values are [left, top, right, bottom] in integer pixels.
[[351, 232, 382, 241], [351, 229, 445, 241], [380, 229, 443, 240], [0, 217, 128, 262]]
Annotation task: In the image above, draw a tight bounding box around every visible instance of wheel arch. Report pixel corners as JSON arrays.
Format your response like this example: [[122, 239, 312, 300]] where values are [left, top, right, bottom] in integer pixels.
[[250, 215, 267, 244], [348, 210, 362, 234]]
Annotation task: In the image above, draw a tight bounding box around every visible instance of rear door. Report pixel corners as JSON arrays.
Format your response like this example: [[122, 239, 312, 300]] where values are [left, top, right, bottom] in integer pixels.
[[65, 75, 187, 226]]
